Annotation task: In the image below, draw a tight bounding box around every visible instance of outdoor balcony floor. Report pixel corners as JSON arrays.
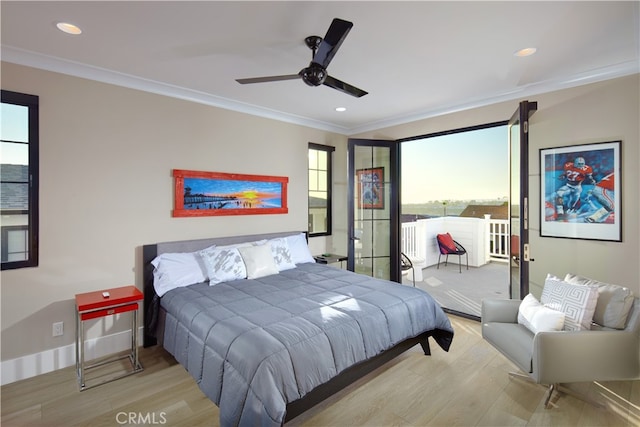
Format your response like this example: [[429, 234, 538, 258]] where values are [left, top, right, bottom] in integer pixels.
[[402, 260, 510, 318]]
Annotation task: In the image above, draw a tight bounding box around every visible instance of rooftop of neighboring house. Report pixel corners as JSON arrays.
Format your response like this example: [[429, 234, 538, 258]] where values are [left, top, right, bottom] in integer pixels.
[[1, 164, 29, 210], [459, 204, 508, 220]]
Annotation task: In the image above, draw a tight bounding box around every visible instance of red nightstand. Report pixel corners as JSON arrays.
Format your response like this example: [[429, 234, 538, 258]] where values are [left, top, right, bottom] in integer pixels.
[[75, 285, 144, 391]]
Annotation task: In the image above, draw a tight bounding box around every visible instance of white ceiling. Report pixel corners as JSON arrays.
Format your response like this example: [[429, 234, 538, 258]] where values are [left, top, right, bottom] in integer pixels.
[[2, 1, 638, 135]]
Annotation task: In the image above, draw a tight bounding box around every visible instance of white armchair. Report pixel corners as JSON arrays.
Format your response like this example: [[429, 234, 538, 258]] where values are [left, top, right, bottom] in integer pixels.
[[482, 289, 640, 408]]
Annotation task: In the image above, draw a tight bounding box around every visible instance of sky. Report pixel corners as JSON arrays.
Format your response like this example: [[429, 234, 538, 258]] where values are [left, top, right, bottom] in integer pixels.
[[1, 103, 30, 165], [401, 125, 508, 203]]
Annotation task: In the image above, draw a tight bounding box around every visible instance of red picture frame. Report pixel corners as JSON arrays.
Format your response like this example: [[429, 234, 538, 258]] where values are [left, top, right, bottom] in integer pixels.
[[173, 169, 288, 217]]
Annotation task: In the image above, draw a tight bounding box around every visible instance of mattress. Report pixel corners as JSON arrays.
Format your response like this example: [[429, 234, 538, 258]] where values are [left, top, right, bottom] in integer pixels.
[[160, 262, 453, 426]]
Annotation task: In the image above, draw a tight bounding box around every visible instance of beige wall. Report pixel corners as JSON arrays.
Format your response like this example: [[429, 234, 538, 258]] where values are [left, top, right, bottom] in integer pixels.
[[0, 62, 347, 361], [354, 74, 640, 298], [2, 61, 638, 367]]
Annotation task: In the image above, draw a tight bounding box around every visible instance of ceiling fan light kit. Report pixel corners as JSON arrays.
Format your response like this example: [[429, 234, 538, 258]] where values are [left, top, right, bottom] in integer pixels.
[[236, 18, 368, 98]]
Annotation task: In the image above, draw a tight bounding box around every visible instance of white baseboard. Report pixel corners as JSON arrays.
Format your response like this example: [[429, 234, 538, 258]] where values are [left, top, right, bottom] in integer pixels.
[[1, 327, 143, 386]]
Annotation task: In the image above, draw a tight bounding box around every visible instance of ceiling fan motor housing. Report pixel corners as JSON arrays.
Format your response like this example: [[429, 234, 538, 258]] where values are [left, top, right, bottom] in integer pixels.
[[301, 63, 327, 86]]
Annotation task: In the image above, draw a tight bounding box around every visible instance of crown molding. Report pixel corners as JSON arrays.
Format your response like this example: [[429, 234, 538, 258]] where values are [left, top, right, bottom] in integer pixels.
[[348, 60, 640, 135], [1, 46, 349, 135], [3, 46, 637, 136]]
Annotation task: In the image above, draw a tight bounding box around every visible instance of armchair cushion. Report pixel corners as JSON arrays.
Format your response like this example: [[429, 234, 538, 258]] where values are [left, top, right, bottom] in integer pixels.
[[541, 275, 598, 331], [564, 273, 634, 329], [518, 294, 565, 333]]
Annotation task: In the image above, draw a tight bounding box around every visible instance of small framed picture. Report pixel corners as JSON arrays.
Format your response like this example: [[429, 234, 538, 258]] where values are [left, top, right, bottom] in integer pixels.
[[356, 167, 384, 209], [540, 141, 621, 242]]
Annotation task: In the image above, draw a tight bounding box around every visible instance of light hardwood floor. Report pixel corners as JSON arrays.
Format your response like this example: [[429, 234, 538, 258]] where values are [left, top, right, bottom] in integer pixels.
[[2, 316, 638, 426]]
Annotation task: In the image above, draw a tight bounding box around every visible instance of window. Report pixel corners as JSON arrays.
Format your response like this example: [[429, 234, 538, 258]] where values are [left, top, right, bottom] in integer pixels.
[[1, 90, 39, 270], [308, 143, 334, 236]]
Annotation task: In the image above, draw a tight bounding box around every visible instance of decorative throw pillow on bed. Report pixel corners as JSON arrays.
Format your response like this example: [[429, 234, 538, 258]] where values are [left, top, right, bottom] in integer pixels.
[[199, 246, 247, 285], [285, 233, 316, 264], [269, 238, 296, 271], [541, 274, 599, 331], [215, 239, 267, 250], [517, 293, 565, 334], [151, 251, 210, 297], [563, 273, 634, 329], [239, 244, 279, 279]]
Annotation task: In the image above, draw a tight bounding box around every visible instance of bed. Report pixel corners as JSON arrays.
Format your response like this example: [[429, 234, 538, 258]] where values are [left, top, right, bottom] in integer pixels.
[[142, 231, 453, 426]]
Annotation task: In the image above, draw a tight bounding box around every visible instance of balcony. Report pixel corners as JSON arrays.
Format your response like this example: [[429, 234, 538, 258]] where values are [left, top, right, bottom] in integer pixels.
[[401, 215, 511, 317]]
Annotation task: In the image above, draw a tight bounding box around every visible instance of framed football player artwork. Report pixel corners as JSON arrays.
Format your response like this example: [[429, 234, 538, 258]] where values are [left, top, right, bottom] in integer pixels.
[[540, 140, 621, 242]]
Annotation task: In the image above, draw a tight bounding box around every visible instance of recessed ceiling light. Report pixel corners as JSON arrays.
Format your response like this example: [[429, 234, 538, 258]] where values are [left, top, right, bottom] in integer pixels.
[[335, 107, 347, 112], [56, 22, 82, 35], [514, 47, 536, 57]]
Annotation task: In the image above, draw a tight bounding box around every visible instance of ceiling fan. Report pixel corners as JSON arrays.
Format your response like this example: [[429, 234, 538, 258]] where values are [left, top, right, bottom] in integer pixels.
[[236, 18, 368, 98]]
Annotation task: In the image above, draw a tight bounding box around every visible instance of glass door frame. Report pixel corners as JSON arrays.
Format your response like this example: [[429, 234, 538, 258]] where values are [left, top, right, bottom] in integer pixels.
[[509, 100, 537, 299], [347, 138, 401, 282]]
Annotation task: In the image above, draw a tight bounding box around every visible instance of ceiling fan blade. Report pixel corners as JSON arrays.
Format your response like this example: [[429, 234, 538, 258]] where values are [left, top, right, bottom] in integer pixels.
[[323, 75, 368, 98], [312, 18, 353, 69], [236, 74, 300, 84]]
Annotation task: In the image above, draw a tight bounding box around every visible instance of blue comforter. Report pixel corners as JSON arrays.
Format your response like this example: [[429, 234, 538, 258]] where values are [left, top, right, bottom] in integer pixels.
[[160, 263, 453, 426]]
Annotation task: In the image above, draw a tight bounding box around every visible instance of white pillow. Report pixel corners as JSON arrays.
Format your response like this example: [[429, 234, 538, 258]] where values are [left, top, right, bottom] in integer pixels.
[[216, 239, 267, 250], [269, 237, 296, 271], [151, 251, 209, 297], [541, 274, 599, 331], [285, 233, 315, 264], [564, 273, 635, 329], [199, 247, 247, 285], [239, 244, 279, 279], [518, 293, 565, 334]]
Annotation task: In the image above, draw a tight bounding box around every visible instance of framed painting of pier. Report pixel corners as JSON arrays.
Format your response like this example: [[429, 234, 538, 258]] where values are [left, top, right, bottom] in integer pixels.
[[173, 169, 288, 217]]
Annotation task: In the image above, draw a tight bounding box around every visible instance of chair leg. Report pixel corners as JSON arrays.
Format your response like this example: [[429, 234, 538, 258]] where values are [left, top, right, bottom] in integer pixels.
[[543, 384, 556, 408], [458, 254, 461, 273], [412, 268, 415, 287], [507, 373, 605, 409], [437, 254, 441, 269]]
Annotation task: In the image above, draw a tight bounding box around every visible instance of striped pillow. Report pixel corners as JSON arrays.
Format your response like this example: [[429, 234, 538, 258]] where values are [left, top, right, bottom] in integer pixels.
[[564, 273, 635, 329], [541, 274, 599, 331]]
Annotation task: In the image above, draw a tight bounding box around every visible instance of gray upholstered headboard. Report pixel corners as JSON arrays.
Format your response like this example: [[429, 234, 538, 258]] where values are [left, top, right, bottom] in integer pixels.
[[142, 231, 306, 347], [155, 231, 303, 255]]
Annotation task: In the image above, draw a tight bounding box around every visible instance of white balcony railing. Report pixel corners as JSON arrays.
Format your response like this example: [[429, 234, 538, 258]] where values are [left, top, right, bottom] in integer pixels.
[[401, 215, 510, 269]]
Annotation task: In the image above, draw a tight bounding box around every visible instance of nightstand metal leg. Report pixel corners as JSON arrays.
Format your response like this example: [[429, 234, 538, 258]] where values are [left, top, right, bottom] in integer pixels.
[[132, 309, 140, 370], [78, 313, 85, 389]]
